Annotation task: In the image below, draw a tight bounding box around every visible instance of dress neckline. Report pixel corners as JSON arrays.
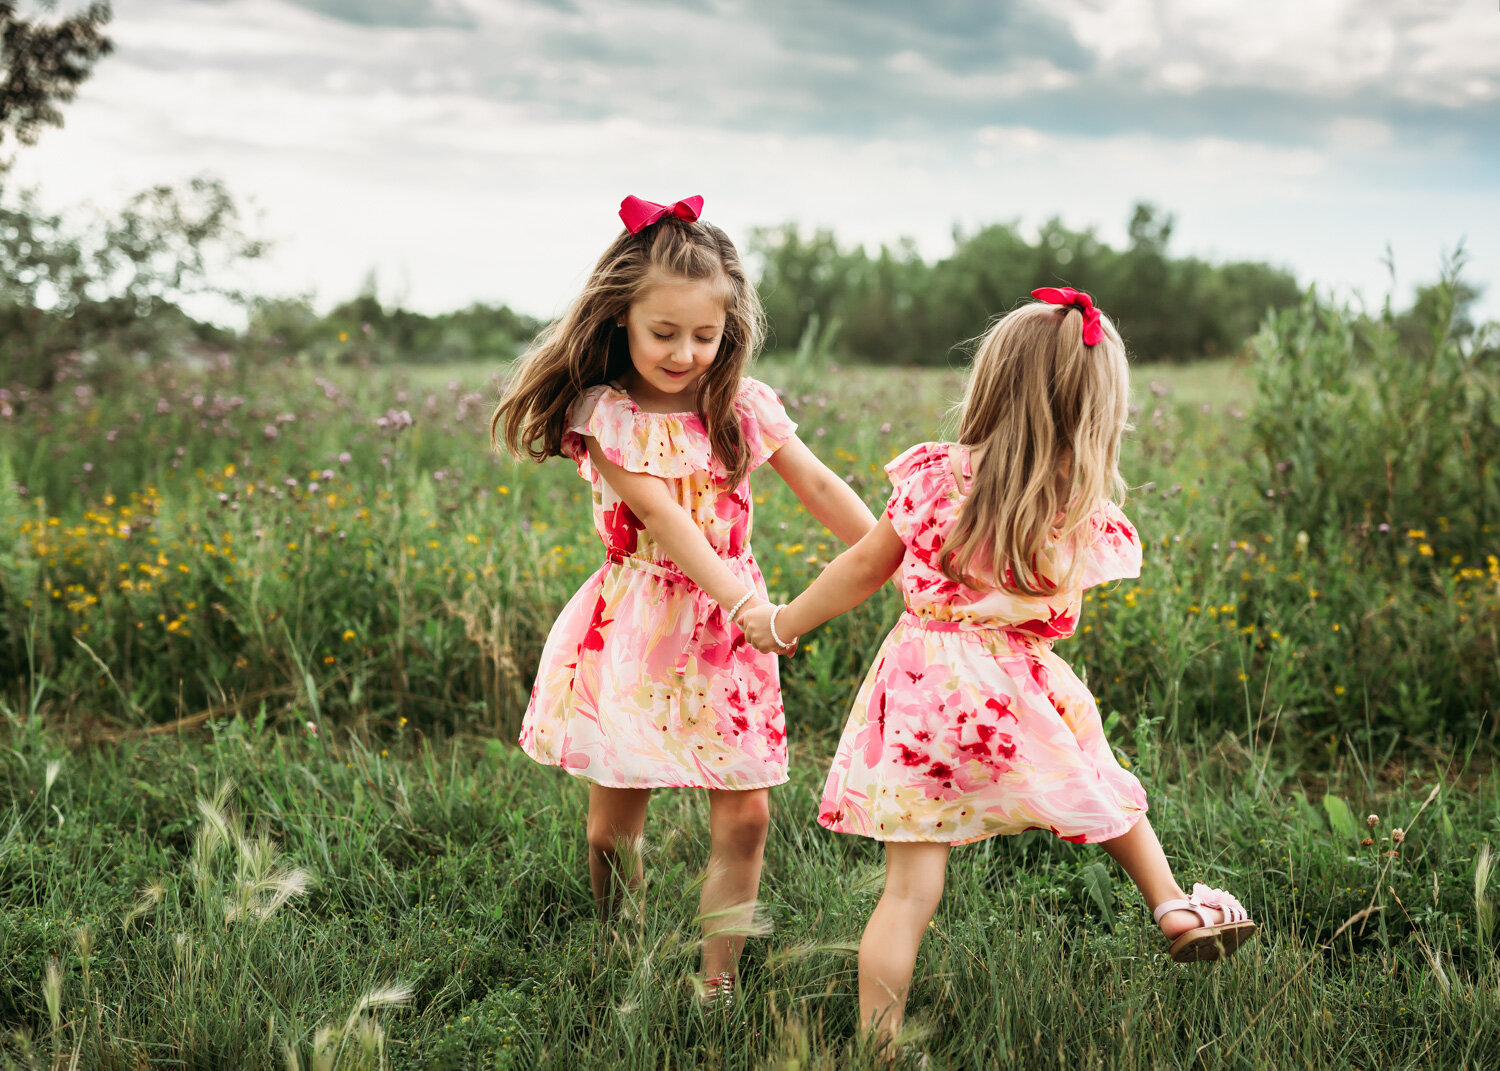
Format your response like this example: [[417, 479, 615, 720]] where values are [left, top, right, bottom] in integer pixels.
[[605, 381, 704, 419]]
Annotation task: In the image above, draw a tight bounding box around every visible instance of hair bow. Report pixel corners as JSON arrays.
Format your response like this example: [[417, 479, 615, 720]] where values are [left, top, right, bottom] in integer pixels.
[[619, 195, 704, 234], [1031, 286, 1103, 347]]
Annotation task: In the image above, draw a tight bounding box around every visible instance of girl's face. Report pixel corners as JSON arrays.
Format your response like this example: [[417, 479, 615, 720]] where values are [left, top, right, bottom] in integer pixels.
[[619, 273, 727, 408]]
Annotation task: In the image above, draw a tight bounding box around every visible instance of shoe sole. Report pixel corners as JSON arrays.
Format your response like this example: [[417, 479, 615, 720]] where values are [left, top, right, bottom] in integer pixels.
[[1168, 921, 1258, 963]]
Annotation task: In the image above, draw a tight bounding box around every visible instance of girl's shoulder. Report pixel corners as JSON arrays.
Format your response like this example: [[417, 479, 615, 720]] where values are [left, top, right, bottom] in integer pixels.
[[885, 441, 957, 485], [1078, 500, 1143, 588], [883, 442, 960, 545], [733, 377, 798, 466]]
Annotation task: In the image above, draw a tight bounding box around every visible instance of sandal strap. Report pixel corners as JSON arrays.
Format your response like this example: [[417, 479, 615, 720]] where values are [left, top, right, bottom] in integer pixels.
[[1153, 884, 1251, 926], [1152, 897, 1208, 926]]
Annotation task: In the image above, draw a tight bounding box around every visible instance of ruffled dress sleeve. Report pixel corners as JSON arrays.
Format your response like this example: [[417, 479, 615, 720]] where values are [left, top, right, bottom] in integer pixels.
[[561, 385, 714, 481], [1078, 501, 1143, 589], [735, 378, 798, 469], [882, 442, 951, 553]]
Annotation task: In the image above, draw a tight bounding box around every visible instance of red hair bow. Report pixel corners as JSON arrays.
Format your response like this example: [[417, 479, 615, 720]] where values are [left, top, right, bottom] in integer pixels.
[[1031, 286, 1103, 347], [619, 195, 704, 234]]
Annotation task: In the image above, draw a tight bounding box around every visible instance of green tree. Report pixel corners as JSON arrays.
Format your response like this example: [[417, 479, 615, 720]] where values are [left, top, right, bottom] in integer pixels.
[[1, 0, 112, 151], [1, 176, 264, 388]]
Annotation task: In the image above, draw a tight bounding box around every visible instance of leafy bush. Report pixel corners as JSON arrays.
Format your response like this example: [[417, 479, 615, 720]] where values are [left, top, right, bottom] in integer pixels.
[[1251, 253, 1500, 562]]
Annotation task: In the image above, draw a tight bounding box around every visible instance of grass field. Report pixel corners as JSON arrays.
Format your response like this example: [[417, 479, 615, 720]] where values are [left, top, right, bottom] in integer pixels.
[[3, 709, 1498, 1069], [2, 341, 1498, 1068]]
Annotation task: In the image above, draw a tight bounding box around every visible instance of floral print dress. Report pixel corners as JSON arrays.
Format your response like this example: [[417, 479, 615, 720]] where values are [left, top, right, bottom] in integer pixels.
[[520, 378, 797, 790], [818, 442, 1148, 844]]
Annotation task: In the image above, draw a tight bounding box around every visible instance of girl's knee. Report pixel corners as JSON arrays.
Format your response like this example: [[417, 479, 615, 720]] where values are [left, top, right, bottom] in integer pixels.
[[883, 880, 944, 919], [586, 819, 637, 856], [712, 793, 770, 855], [881, 868, 947, 917]]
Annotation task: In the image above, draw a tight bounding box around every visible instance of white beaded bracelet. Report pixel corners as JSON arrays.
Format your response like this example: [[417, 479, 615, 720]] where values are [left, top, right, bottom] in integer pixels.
[[768, 605, 793, 649], [726, 590, 756, 623]]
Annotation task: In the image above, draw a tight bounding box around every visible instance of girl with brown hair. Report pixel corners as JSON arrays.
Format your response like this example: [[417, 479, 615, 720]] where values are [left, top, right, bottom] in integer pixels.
[[494, 195, 875, 1004]]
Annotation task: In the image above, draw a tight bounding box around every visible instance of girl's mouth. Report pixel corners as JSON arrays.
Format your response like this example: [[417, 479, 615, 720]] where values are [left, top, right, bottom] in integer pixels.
[[663, 368, 691, 379]]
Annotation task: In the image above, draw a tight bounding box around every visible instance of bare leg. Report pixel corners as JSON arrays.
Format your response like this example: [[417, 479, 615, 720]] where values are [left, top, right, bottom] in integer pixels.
[[1099, 816, 1228, 938], [698, 788, 771, 981], [587, 785, 652, 917], [858, 841, 950, 1050]]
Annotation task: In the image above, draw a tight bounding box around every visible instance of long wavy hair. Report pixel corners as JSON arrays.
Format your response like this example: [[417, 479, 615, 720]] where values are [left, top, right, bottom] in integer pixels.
[[491, 217, 765, 486], [940, 299, 1130, 596]]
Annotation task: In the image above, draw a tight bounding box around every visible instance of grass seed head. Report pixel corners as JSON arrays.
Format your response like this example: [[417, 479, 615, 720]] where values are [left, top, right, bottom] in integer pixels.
[[1476, 844, 1495, 949], [43, 957, 62, 1031]]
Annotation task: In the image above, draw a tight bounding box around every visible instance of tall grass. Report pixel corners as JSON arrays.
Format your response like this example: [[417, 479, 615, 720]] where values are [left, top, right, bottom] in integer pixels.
[[3, 311, 1497, 746], [1, 705, 1498, 1068]]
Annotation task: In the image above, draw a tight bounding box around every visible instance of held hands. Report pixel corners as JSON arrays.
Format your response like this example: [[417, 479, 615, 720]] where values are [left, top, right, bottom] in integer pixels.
[[737, 600, 797, 656]]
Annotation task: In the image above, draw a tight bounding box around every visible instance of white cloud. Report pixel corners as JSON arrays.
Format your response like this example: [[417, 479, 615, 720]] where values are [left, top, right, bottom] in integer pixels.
[[6, 0, 1496, 325], [1059, 0, 1496, 102]]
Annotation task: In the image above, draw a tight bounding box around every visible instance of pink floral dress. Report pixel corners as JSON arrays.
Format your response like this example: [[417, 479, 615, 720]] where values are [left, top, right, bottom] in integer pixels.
[[818, 442, 1148, 844], [520, 378, 797, 790]]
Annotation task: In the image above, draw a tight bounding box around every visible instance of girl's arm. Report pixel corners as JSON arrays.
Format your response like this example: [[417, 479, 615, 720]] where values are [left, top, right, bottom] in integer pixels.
[[586, 439, 762, 611], [767, 436, 877, 547], [741, 517, 905, 653]]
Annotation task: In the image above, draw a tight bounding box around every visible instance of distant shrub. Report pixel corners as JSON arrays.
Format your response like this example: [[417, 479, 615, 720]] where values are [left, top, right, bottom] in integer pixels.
[[1251, 253, 1500, 562]]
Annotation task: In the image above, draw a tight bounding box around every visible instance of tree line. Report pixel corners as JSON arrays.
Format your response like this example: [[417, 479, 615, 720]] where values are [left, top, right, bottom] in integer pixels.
[[752, 205, 1304, 365]]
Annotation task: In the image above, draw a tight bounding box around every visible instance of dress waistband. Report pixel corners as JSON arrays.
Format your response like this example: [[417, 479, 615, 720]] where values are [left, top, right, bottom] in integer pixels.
[[604, 548, 755, 675], [899, 611, 1052, 646]]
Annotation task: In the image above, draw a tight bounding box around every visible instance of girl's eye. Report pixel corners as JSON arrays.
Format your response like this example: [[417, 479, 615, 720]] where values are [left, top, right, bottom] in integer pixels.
[[696, 336, 718, 344], [652, 332, 672, 341]]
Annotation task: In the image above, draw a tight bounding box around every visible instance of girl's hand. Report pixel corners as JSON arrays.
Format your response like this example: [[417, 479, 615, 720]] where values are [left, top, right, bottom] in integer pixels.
[[739, 602, 795, 655]]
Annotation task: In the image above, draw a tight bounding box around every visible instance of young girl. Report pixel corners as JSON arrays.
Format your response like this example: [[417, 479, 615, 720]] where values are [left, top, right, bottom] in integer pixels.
[[492, 195, 876, 1001], [742, 288, 1256, 1044]]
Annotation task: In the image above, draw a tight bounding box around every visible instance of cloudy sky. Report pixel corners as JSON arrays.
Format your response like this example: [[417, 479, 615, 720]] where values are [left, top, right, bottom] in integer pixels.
[[13, 0, 1500, 323]]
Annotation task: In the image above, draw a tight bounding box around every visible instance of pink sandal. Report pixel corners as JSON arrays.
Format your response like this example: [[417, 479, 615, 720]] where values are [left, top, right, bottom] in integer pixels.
[[1152, 883, 1257, 963]]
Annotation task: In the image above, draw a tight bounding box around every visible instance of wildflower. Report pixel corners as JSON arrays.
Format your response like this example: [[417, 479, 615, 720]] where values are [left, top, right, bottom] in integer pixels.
[[1391, 828, 1405, 844], [264, 425, 279, 440], [1407, 529, 1426, 540], [1418, 544, 1434, 558], [1362, 837, 1374, 847], [1367, 814, 1379, 827], [306, 721, 318, 736], [343, 630, 357, 643]]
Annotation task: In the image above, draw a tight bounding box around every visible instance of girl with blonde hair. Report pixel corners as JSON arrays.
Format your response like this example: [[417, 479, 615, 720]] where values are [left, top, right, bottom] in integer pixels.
[[494, 195, 875, 1004], [742, 288, 1256, 1044]]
